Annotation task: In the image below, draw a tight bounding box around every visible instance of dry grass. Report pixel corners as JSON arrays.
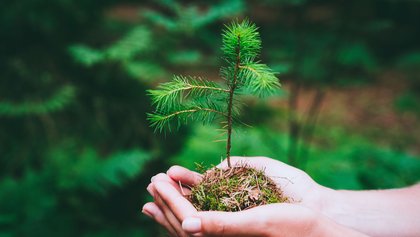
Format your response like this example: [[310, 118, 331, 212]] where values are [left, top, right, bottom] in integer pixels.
[[188, 166, 289, 212]]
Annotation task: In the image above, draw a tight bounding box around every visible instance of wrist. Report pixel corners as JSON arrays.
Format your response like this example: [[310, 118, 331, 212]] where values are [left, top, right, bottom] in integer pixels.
[[306, 184, 340, 217], [317, 186, 342, 218], [317, 188, 375, 236], [313, 215, 368, 237], [300, 185, 359, 236]]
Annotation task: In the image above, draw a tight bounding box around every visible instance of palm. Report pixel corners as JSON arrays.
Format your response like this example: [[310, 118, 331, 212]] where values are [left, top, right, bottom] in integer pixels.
[[169, 156, 323, 211], [145, 169, 366, 237]]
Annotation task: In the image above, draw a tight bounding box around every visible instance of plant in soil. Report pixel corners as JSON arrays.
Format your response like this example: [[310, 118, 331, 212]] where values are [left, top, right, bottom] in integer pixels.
[[148, 19, 289, 211]]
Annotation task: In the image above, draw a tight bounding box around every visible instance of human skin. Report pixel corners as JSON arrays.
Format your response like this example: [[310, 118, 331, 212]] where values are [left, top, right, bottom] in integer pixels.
[[323, 184, 420, 237], [143, 156, 420, 237]]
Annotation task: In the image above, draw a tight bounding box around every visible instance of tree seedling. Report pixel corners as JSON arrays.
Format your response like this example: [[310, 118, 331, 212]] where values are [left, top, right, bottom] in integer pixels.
[[148, 20, 289, 211]]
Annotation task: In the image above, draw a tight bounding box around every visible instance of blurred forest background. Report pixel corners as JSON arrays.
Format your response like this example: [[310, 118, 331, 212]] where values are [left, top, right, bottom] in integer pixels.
[[1, 0, 419, 236]]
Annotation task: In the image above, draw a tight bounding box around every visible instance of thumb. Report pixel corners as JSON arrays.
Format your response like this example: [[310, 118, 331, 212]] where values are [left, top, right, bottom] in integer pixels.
[[182, 209, 265, 237]]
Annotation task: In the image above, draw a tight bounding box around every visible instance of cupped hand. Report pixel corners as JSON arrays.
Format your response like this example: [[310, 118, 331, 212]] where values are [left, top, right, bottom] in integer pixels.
[[164, 156, 330, 211], [143, 172, 195, 237], [144, 177, 367, 237], [142, 156, 334, 236], [215, 156, 329, 210]]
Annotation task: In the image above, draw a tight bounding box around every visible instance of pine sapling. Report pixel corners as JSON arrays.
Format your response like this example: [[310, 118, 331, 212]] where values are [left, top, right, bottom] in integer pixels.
[[148, 20, 289, 211]]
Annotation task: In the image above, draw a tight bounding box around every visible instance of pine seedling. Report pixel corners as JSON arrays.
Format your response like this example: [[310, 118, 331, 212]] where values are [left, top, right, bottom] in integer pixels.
[[148, 20, 280, 168]]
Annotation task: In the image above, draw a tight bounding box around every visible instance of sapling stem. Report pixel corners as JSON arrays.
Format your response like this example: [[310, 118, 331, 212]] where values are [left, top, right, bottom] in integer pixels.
[[225, 35, 241, 168]]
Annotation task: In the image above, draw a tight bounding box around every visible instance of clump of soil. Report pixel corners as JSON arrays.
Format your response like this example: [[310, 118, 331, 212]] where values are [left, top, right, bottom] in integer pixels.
[[188, 166, 289, 212]]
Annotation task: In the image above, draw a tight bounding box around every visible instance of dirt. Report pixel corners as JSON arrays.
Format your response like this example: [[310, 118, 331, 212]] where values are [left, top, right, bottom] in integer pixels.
[[188, 166, 289, 212]]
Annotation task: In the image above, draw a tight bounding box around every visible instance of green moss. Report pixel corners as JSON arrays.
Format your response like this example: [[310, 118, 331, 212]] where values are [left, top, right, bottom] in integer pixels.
[[189, 166, 289, 212]]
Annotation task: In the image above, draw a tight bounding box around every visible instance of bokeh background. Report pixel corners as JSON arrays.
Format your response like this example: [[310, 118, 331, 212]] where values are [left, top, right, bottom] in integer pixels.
[[1, 0, 419, 236]]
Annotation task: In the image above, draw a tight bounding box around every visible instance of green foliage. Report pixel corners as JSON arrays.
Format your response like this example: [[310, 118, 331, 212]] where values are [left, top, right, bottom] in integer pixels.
[[70, 26, 151, 64], [337, 42, 376, 71], [148, 76, 228, 131], [143, 0, 244, 33], [172, 125, 288, 168], [70, 0, 245, 83], [222, 20, 261, 61], [172, 125, 420, 190], [148, 20, 280, 133], [238, 63, 281, 96], [306, 127, 420, 190], [394, 92, 420, 116], [149, 76, 228, 113], [70, 26, 166, 81], [221, 20, 281, 95], [47, 145, 152, 193], [0, 143, 152, 236], [149, 104, 226, 133], [0, 86, 75, 117], [396, 51, 420, 69], [394, 51, 420, 115], [70, 45, 105, 66]]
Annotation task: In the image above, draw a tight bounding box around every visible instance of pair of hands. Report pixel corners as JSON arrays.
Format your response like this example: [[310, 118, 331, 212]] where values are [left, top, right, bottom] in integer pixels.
[[143, 157, 366, 236]]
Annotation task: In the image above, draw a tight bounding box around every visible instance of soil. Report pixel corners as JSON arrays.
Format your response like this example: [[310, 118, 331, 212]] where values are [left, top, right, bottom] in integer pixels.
[[188, 166, 289, 212]]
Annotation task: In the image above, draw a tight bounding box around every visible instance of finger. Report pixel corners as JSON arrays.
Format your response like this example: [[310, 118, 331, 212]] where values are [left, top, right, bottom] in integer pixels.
[[142, 202, 178, 237], [167, 166, 203, 187], [184, 204, 318, 237], [154, 192, 188, 237], [147, 183, 155, 196], [154, 181, 197, 221], [149, 183, 187, 237], [152, 173, 191, 195], [182, 208, 267, 236]]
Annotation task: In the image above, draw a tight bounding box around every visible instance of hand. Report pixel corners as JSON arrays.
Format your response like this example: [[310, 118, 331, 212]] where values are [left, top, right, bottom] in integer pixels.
[[142, 156, 334, 236], [144, 157, 420, 237], [144, 177, 367, 236], [158, 156, 331, 212], [213, 156, 331, 212], [143, 172, 196, 237]]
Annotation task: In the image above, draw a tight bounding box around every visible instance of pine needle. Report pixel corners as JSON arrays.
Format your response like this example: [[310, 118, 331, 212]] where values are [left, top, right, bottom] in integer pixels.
[[147, 19, 281, 159]]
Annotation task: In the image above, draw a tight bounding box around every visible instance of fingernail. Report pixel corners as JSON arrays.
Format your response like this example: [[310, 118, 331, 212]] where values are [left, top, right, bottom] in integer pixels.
[[142, 209, 153, 219], [151, 175, 156, 182], [146, 184, 153, 195], [166, 166, 175, 176], [182, 217, 201, 233]]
